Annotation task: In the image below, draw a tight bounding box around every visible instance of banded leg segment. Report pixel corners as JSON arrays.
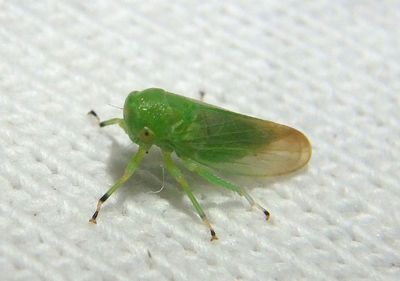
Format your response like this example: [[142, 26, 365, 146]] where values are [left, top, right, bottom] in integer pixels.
[[88, 110, 127, 132], [163, 152, 218, 241], [183, 158, 270, 220], [89, 147, 147, 223]]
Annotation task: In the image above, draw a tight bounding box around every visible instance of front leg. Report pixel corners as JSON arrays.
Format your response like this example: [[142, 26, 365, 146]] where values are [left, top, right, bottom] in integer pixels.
[[162, 151, 218, 241], [89, 146, 147, 223], [88, 110, 127, 132]]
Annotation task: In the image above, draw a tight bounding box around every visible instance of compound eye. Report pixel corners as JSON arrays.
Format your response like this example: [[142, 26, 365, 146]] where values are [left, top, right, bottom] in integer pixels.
[[140, 126, 154, 143]]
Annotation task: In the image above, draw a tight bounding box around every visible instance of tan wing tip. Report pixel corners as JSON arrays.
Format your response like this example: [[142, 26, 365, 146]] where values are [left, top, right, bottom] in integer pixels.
[[264, 126, 312, 175], [298, 130, 312, 166], [286, 128, 312, 171]]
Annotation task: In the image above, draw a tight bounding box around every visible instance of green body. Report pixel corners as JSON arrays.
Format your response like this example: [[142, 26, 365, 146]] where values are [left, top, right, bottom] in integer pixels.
[[124, 88, 274, 161], [89, 88, 311, 240], [123, 88, 310, 176]]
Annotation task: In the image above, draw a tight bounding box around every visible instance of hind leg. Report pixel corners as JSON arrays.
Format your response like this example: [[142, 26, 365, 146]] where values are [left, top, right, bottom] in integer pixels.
[[183, 158, 270, 220]]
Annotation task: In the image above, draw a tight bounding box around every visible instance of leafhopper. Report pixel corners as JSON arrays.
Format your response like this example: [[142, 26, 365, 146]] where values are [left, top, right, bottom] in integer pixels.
[[88, 88, 311, 240]]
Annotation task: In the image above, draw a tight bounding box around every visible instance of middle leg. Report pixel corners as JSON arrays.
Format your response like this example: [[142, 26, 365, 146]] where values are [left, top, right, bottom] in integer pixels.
[[162, 151, 218, 241]]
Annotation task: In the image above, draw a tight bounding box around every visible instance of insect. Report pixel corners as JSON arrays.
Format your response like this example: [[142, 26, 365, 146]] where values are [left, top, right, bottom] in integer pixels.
[[88, 88, 311, 240]]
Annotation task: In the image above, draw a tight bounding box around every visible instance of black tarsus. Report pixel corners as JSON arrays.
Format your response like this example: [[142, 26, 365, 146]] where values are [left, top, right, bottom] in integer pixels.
[[88, 110, 98, 118], [210, 229, 217, 241], [91, 210, 99, 221], [264, 209, 270, 220], [88, 110, 103, 126], [199, 90, 205, 101]]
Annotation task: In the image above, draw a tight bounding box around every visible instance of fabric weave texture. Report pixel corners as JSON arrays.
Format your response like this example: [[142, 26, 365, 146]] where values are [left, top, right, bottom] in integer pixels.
[[0, 1, 399, 281]]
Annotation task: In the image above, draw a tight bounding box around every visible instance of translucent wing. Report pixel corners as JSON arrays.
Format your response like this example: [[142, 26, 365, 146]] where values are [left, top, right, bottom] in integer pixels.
[[172, 105, 311, 176]]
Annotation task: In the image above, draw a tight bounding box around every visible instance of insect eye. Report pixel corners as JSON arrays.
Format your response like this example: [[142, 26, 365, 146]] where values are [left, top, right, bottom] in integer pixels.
[[138, 127, 154, 144], [142, 127, 153, 140]]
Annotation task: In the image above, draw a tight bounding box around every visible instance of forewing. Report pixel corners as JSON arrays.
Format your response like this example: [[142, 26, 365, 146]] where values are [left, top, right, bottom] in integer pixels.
[[173, 105, 311, 176]]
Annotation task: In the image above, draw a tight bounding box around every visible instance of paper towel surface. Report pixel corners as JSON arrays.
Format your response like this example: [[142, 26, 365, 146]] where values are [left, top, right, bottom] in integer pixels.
[[1, 1, 399, 280]]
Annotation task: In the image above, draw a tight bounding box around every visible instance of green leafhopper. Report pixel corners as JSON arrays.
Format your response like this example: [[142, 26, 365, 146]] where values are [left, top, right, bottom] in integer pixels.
[[88, 88, 311, 240]]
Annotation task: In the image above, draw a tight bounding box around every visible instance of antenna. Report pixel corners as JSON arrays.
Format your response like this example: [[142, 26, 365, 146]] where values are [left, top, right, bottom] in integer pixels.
[[107, 103, 123, 110]]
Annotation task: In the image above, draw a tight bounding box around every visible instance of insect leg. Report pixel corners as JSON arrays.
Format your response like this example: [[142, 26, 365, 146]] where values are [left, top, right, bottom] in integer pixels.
[[199, 90, 205, 101], [88, 110, 127, 132], [162, 152, 218, 241], [183, 159, 270, 220], [89, 147, 147, 224]]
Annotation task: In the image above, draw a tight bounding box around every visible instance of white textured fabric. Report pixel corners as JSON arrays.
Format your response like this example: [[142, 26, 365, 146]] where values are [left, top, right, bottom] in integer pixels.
[[1, 1, 399, 280]]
